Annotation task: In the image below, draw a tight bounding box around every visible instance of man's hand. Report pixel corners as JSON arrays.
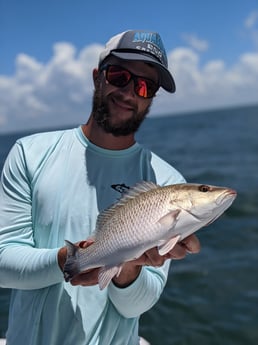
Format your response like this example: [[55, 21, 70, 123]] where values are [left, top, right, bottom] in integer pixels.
[[58, 239, 100, 286]]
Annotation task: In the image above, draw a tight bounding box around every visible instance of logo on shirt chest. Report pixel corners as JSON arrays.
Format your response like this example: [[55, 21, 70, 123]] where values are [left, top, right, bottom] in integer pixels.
[[111, 183, 130, 194]]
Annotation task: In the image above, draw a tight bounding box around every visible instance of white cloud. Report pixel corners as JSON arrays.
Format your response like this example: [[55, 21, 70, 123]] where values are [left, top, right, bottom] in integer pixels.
[[244, 10, 258, 48], [152, 47, 258, 115], [0, 42, 103, 132], [245, 10, 258, 29], [181, 33, 209, 52], [0, 41, 257, 133]]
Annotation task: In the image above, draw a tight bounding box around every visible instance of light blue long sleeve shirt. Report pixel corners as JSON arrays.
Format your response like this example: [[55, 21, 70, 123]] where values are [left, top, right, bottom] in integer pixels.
[[0, 126, 185, 345]]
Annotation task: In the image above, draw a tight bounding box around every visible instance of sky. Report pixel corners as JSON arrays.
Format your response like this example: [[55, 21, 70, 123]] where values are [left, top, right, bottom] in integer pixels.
[[0, 0, 258, 133]]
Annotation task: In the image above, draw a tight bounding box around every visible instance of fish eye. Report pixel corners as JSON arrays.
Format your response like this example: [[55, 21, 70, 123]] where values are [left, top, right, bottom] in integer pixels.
[[199, 185, 210, 192]]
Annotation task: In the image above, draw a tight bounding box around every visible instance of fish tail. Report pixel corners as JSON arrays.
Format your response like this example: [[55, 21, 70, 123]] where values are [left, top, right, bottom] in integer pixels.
[[63, 240, 80, 282]]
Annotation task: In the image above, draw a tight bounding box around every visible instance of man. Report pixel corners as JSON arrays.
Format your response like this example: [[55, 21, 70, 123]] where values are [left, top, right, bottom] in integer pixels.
[[0, 30, 200, 345]]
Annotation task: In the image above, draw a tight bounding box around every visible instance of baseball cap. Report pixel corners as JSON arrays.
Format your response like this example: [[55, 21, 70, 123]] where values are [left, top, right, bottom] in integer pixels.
[[98, 30, 176, 93]]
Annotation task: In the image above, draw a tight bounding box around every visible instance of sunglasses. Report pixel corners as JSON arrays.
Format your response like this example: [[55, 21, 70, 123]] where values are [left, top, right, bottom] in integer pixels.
[[100, 64, 159, 98]]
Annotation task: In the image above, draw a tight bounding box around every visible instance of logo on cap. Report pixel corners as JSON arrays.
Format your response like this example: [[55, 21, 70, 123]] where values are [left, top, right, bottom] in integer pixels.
[[132, 32, 167, 66]]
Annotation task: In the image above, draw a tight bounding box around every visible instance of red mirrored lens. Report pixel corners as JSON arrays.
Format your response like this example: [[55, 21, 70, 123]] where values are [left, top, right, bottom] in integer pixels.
[[135, 80, 148, 98]]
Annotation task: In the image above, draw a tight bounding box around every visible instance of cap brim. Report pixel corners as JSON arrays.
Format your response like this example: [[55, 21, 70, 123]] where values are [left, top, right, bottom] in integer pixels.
[[111, 51, 176, 93]]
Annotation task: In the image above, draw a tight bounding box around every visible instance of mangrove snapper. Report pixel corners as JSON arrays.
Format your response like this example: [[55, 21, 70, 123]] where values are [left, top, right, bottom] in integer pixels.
[[63, 181, 237, 289]]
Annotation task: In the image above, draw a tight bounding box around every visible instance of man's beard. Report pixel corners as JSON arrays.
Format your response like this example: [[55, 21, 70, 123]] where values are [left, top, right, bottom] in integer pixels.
[[91, 89, 152, 136]]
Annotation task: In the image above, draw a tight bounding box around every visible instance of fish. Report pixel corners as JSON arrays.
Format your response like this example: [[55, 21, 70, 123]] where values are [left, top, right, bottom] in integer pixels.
[[63, 181, 237, 289]]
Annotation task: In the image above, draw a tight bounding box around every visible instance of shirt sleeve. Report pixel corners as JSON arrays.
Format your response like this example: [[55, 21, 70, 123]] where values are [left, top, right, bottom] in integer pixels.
[[108, 261, 170, 318], [0, 142, 64, 289]]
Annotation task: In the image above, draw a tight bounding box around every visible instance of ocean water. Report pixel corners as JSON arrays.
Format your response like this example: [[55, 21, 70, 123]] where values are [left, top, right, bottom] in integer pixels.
[[0, 104, 258, 344]]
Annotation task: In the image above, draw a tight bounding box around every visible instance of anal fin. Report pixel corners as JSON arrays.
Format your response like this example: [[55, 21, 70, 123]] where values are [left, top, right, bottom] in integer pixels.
[[98, 265, 123, 290], [158, 234, 181, 256]]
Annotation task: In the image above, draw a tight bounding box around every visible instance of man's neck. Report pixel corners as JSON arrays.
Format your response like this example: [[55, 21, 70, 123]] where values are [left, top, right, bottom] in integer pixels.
[[81, 115, 136, 150]]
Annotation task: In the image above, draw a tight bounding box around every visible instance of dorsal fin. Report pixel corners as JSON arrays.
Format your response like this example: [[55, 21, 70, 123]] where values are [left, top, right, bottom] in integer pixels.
[[95, 181, 159, 231], [121, 181, 159, 199]]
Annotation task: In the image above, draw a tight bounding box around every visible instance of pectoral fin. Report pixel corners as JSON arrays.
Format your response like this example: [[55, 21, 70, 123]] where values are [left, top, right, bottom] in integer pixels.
[[158, 234, 181, 256], [158, 209, 180, 229]]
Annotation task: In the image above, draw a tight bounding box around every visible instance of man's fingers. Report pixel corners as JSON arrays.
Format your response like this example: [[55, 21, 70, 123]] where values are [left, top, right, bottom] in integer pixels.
[[70, 268, 100, 286], [78, 239, 94, 248], [179, 234, 201, 253], [135, 248, 166, 267], [164, 243, 187, 260]]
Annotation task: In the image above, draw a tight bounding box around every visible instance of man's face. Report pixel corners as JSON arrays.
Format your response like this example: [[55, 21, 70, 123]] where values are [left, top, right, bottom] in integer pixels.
[[91, 58, 159, 136]]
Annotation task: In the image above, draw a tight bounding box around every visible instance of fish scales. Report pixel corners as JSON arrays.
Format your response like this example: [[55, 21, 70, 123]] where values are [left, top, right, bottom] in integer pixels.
[[83, 194, 168, 265], [96, 186, 172, 245]]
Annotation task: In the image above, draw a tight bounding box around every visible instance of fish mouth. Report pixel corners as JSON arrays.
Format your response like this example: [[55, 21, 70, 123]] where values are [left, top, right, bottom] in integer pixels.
[[205, 189, 237, 226], [215, 189, 237, 205]]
